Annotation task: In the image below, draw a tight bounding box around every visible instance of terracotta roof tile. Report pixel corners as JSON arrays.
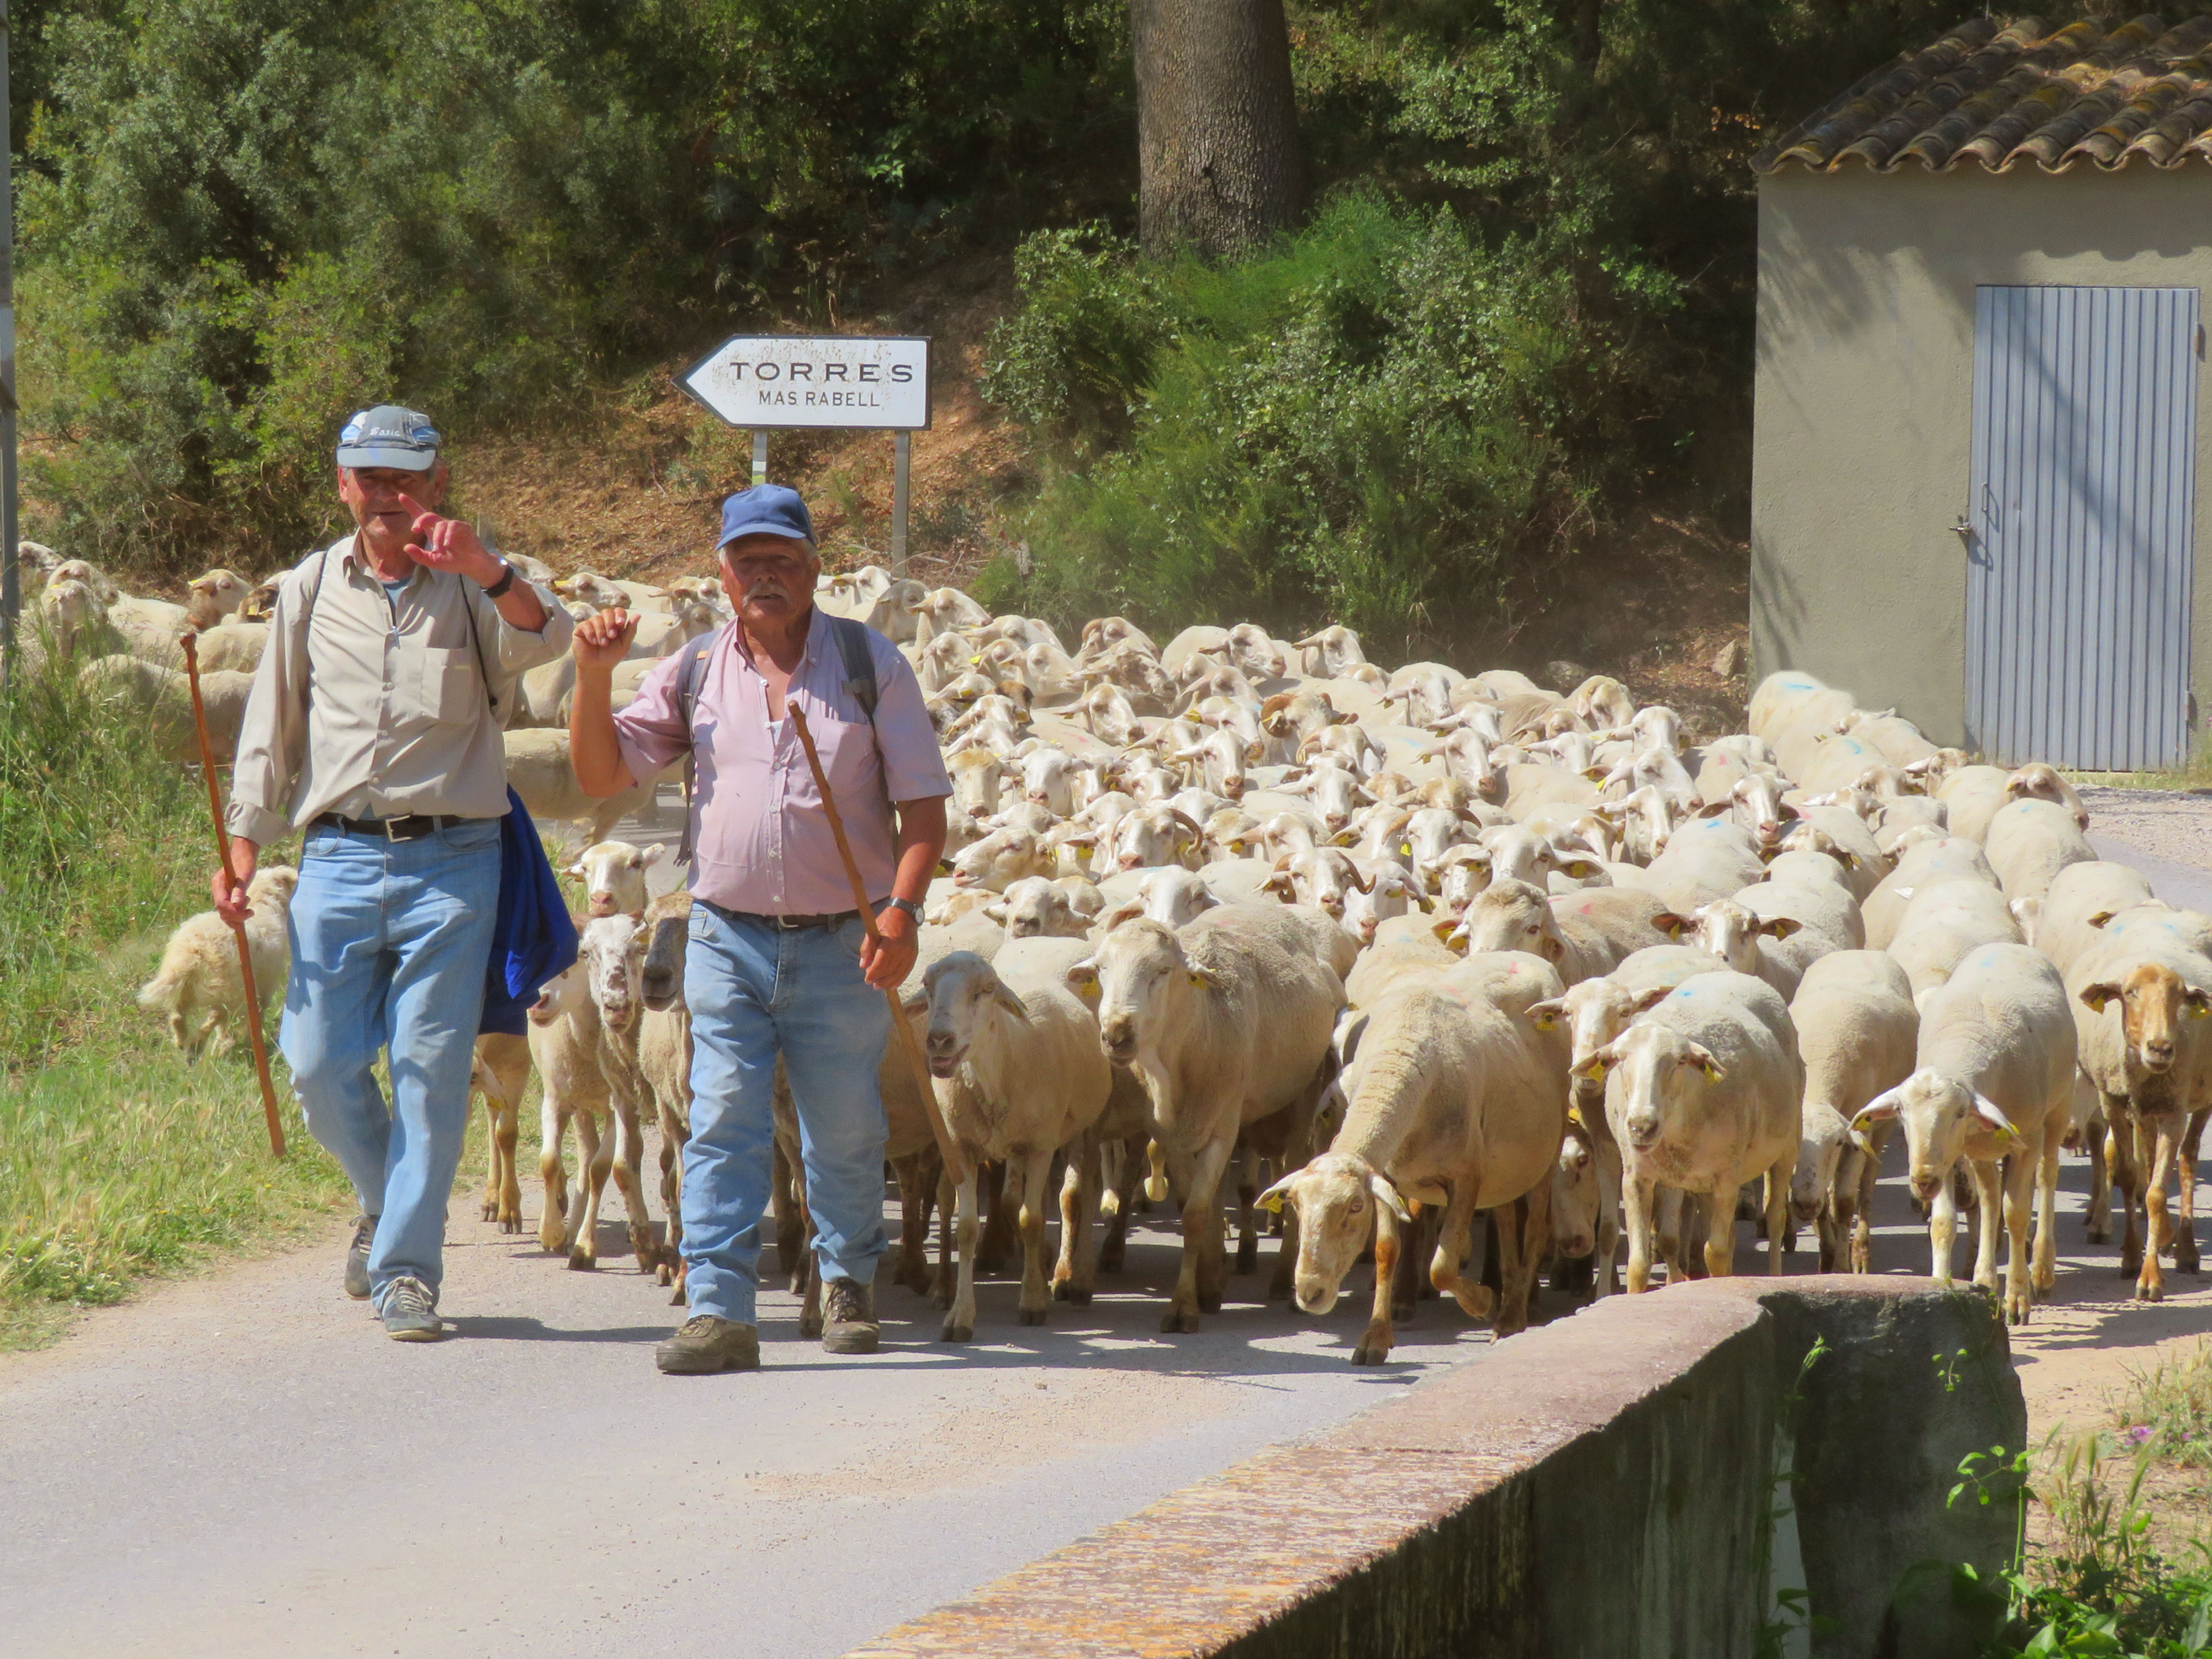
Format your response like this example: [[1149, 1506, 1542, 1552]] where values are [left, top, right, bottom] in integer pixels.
[[1752, 14, 2212, 173]]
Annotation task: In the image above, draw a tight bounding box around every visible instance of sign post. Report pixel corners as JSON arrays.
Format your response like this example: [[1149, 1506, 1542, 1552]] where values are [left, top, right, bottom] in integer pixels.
[[680, 335, 930, 576]]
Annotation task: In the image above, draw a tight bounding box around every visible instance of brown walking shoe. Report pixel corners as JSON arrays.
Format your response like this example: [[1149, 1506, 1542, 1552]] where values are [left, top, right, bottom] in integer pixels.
[[656, 1316, 760, 1374], [821, 1278, 879, 1355]]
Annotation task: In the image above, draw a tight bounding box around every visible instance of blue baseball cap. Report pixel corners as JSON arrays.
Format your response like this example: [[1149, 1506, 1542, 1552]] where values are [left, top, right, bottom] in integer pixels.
[[336, 405, 441, 471], [718, 485, 816, 552]]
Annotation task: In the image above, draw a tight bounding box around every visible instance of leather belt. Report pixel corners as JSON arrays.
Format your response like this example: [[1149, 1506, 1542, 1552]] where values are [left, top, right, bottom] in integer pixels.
[[314, 811, 471, 842], [709, 902, 862, 931]]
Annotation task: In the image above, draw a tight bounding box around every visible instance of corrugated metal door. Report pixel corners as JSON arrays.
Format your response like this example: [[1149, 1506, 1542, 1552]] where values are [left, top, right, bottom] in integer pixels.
[[1968, 284, 2199, 770]]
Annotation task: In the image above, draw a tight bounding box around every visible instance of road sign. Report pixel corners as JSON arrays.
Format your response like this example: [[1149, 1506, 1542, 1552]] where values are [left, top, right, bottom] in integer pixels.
[[680, 335, 930, 431]]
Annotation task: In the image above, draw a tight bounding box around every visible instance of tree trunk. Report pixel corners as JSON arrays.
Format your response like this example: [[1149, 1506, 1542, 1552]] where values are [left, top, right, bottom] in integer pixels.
[[1132, 0, 1305, 261]]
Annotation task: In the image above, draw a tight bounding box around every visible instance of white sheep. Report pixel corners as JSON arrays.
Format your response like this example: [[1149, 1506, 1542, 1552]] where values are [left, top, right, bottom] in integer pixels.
[[1851, 943, 2077, 1323], [137, 867, 299, 1058]]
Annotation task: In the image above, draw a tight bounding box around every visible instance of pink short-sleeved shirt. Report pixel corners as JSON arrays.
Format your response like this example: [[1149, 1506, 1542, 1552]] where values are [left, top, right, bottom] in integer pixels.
[[612, 608, 950, 916]]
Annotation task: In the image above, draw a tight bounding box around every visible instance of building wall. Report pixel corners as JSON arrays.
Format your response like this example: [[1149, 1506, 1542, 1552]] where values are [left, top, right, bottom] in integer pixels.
[[1753, 164, 2212, 752]]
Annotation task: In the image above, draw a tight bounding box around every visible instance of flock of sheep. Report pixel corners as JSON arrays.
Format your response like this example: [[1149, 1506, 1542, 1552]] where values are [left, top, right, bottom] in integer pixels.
[[41, 540, 2206, 1357]]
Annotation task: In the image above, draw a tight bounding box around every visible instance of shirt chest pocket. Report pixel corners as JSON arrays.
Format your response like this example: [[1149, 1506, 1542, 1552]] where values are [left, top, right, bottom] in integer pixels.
[[399, 646, 480, 726]]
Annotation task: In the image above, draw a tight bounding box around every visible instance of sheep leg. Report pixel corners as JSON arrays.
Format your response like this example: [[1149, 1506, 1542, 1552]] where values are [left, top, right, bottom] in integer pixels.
[[2002, 1145, 2036, 1324], [1233, 1143, 1259, 1276], [477, 1094, 504, 1222], [1703, 1184, 1738, 1281], [2110, 1101, 2144, 1276], [492, 1097, 521, 1233], [1927, 1162, 1957, 1285], [607, 1097, 658, 1274], [1428, 1187, 1495, 1321], [1012, 1147, 1057, 1326], [799, 1248, 824, 1339], [1968, 1159, 2002, 1296], [1594, 1137, 1621, 1297], [1764, 1158, 1791, 1277], [1268, 1187, 1303, 1304], [166, 1010, 191, 1054], [568, 1109, 608, 1270], [932, 1164, 958, 1307], [2174, 1108, 2205, 1275], [2033, 1119, 2063, 1297], [1097, 1138, 1135, 1274], [894, 1150, 939, 1297], [1390, 1207, 1423, 1321], [2085, 1111, 2112, 1245], [1654, 1185, 1684, 1284], [538, 1086, 571, 1255], [1164, 1139, 1231, 1334], [655, 1099, 688, 1290], [978, 1161, 1017, 1276], [1354, 1203, 1399, 1365], [1624, 1173, 1659, 1295], [1496, 1187, 1551, 1336], [1053, 1135, 1097, 1305], [2137, 1115, 2177, 1304], [943, 1168, 981, 1342], [1851, 1124, 1887, 1275]]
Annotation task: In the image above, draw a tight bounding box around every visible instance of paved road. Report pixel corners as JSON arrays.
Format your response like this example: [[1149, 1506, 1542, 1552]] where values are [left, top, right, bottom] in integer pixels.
[[4, 794, 2209, 1658]]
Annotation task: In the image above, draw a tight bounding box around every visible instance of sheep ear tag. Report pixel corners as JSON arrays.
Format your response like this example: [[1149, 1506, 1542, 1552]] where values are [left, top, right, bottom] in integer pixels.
[[1700, 1059, 1726, 1083], [1531, 1010, 1557, 1031]]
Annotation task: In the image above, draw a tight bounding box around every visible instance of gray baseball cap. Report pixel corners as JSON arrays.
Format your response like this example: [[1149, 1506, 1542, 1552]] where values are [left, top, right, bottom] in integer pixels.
[[336, 405, 442, 471]]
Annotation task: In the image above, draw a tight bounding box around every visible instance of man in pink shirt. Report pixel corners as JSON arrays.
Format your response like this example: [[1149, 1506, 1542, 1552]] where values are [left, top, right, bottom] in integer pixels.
[[570, 485, 949, 1372]]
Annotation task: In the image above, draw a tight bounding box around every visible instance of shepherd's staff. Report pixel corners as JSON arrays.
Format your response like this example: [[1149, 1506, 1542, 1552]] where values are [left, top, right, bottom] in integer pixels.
[[786, 704, 968, 1189], [181, 631, 287, 1158]]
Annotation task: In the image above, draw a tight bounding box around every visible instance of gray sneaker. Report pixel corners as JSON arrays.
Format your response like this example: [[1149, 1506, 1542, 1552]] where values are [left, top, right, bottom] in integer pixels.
[[656, 1316, 760, 1374], [379, 1275, 445, 1342], [821, 1278, 879, 1355], [344, 1215, 377, 1301]]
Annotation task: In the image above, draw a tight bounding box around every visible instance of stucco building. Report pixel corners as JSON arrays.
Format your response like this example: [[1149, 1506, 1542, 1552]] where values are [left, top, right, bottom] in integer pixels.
[[1752, 14, 2212, 768]]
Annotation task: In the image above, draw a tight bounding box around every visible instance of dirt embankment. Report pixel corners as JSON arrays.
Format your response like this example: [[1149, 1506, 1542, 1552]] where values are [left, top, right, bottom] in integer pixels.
[[445, 263, 1751, 724]]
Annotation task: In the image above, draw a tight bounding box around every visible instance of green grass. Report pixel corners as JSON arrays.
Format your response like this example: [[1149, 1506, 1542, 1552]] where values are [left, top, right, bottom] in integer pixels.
[[2114, 1344, 2212, 1473], [2067, 735, 2212, 794], [0, 649, 352, 1348]]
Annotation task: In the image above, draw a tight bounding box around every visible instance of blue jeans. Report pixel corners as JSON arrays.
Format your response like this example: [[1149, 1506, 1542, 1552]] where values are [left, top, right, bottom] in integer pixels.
[[681, 904, 892, 1325], [281, 818, 501, 1308]]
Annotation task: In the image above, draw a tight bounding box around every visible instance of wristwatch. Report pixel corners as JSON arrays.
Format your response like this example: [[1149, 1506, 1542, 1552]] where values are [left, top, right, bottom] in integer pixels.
[[481, 560, 517, 599], [888, 897, 923, 923]]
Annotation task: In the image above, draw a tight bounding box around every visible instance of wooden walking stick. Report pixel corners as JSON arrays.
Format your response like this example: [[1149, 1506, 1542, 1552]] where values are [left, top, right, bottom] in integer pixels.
[[787, 704, 969, 1188], [180, 632, 287, 1158]]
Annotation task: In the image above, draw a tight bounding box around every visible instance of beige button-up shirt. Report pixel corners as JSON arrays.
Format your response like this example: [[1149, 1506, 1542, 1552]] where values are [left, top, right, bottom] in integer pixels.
[[225, 535, 573, 845]]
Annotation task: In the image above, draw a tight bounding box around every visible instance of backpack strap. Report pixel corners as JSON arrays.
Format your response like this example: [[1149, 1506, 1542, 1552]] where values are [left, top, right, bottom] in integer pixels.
[[826, 614, 880, 724], [672, 625, 728, 867]]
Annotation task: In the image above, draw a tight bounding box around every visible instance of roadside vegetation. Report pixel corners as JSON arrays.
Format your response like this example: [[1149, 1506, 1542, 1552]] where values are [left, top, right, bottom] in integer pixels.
[[0, 649, 348, 1348], [1951, 1346, 2212, 1656], [12, 0, 1963, 646]]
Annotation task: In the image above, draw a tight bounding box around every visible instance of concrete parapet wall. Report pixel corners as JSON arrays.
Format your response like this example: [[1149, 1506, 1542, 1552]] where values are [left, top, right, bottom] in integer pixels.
[[847, 1278, 2024, 1659]]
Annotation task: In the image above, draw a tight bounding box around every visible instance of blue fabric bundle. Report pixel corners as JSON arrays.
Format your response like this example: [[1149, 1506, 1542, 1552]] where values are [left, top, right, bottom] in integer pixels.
[[480, 788, 580, 1035]]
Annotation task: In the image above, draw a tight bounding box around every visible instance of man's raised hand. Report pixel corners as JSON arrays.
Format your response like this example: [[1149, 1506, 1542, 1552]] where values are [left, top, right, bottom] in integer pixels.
[[573, 608, 639, 672], [397, 492, 501, 586]]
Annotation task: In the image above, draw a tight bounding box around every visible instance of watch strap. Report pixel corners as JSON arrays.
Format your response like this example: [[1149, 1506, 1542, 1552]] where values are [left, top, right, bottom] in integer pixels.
[[482, 561, 517, 600], [888, 897, 923, 921]]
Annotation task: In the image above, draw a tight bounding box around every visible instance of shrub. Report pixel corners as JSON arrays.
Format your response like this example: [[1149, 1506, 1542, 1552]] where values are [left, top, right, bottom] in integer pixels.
[[982, 195, 1653, 656]]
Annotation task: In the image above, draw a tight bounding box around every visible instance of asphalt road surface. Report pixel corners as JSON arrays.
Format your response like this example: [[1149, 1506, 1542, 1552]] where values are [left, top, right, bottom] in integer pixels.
[[3, 797, 2208, 1658]]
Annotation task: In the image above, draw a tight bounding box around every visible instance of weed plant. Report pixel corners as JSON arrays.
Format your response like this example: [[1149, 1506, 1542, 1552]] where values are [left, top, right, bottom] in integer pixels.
[[0, 652, 347, 1347]]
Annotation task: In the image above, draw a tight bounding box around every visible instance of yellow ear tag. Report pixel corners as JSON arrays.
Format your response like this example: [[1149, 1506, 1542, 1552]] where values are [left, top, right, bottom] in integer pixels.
[[1187, 970, 1207, 987], [1257, 1191, 1286, 1214], [2189, 1002, 2212, 1020], [1532, 1011, 1557, 1031], [1700, 1061, 1725, 1082], [1400, 843, 1412, 856], [1565, 1103, 1587, 1129]]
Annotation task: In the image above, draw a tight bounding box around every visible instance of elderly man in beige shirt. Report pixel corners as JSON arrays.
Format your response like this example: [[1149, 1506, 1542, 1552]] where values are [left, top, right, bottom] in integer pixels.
[[219, 406, 572, 1341]]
